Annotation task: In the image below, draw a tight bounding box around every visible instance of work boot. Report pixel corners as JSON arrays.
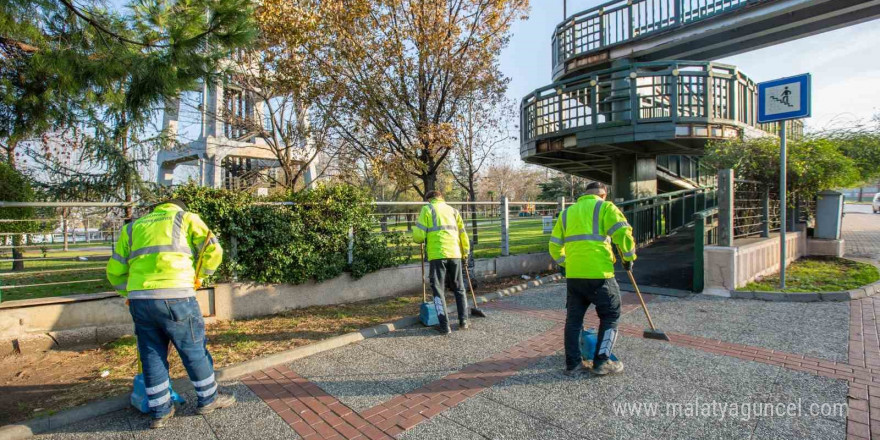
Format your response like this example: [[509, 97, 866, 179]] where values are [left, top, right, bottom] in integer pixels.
[[150, 405, 176, 429], [197, 393, 236, 415], [591, 360, 625, 376], [436, 325, 452, 335], [563, 362, 590, 377], [459, 320, 470, 330]]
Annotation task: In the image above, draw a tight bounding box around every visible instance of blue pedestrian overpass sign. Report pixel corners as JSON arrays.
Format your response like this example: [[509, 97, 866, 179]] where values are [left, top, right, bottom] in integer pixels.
[[757, 73, 811, 123]]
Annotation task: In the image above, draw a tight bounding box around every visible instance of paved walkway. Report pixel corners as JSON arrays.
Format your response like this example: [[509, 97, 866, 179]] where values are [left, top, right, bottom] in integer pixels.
[[36, 284, 867, 440], [844, 204, 880, 260], [32, 205, 880, 440]]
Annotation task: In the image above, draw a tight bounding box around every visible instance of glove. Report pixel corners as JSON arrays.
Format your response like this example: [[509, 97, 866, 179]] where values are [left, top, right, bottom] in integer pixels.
[[622, 260, 634, 271]]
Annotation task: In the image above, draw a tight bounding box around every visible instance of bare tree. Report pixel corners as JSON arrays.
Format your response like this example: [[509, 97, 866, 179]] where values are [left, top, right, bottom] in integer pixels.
[[451, 93, 515, 244]]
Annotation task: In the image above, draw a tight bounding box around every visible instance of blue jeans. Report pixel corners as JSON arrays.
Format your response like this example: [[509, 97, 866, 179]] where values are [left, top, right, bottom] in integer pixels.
[[564, 278, 621, 370], [129, 297, 218, 418]]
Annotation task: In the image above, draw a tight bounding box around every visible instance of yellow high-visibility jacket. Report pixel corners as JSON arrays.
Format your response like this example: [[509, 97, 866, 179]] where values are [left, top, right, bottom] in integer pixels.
[[549, 195, 637, 279], [412, 198, 470, 261], [106, 203, 222, 299]]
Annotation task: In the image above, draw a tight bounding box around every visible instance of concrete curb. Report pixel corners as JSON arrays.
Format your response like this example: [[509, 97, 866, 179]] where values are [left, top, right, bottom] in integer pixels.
[[729, 259, 880, 302], [0, 316, 419, 440], [0, 273, 561, 440]]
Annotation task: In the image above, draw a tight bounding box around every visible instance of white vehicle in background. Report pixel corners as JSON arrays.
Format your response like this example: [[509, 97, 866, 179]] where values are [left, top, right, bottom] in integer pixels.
[[874, 193, 880, 214]]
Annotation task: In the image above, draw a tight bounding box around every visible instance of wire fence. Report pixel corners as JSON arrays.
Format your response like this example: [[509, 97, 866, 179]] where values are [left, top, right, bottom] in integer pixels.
[[0, 200, 564, 303]]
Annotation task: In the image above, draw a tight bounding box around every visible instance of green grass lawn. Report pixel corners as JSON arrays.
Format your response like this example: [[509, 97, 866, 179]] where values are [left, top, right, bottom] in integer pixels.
[[0, 250, 113, 302], [380, 216, 551, 263], [740, 257, 880, 292]]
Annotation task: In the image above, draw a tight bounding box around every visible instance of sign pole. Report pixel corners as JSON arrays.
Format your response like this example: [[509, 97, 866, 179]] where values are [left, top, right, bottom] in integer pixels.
[[779, 122, 787, 290]]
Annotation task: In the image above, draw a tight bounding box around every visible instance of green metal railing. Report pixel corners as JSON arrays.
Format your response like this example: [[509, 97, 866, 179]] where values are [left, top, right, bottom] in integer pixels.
[[692, 207, 719, 292], [521, 61, 803, 147], [617, 186, 717, 249], [552, 0, 761, 72]]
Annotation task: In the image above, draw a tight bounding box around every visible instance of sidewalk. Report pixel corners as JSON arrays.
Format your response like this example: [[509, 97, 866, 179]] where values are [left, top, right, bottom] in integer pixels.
[[29, 208, 880, 439], [34, 282, 855, 440]]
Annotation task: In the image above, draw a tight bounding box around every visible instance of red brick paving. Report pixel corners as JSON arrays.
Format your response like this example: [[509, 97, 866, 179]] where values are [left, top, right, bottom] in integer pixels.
[[245, 292, 880, 439]]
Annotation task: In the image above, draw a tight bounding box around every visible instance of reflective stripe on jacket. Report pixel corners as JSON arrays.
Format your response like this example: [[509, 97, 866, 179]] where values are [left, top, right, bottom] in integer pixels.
[[412, 198, 470, 261], [548, 195, 637, 279], [106, 203, 223, 299]]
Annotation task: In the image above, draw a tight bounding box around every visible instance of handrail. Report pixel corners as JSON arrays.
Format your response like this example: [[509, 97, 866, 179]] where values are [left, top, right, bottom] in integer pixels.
[[553, 0, 762, 73], [521, 60, 803, 145]]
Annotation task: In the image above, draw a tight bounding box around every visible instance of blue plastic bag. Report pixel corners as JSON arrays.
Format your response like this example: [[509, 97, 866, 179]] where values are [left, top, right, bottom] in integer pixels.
[[131, 374, 186, 413], [580, 328, 619, 362], [420, 302, 439, 326]]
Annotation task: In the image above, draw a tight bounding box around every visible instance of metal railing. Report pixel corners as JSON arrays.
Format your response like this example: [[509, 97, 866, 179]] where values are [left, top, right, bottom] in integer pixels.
[[692, 206, 719, 292], [521, 61, 803, 147], [552, 0, 760, 72], [0, 199, 566, 302], [615, 187, 717, 248]]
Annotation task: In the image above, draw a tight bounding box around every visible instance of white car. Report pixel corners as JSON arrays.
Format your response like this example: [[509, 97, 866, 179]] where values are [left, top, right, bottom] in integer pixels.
[[874, 193, 880, 214]]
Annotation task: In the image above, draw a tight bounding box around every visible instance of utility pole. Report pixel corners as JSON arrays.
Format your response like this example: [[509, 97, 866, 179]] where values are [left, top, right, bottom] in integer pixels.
[[563, 0, 567, 19]]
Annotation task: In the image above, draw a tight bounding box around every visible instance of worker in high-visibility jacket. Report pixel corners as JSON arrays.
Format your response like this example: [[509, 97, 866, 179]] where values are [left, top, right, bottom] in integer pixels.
[[549, 182, 636, 377], [106, 200, 235, 428], [412, 190, 470, 334]]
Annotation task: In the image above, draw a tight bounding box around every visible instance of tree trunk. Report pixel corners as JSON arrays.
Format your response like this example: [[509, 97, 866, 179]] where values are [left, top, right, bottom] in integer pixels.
[[8, 142, 25, 271], [858, 187, 864, 203], [469, 187, 479, 245], [11, 235, 24, 271], [421, 172, 437, 200], [121, 120, 134, 220], [63, 214, 69, 252]]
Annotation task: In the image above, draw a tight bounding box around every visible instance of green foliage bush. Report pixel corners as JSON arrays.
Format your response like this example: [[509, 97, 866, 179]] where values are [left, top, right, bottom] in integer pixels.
[[173, 183, 407, 285], [704, 133, 876, 199]]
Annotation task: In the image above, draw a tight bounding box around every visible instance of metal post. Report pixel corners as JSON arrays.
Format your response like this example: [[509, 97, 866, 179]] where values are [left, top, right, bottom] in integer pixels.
[[501, 197, 510, 256], [557, 196, 566, 216], [693, 212, 705, 293], [779, 123, 787, 289], [761, 186, 770, 238], [563, 0, 566, 20], [347, 226, 354, 265], [717, 169, 734, 247]]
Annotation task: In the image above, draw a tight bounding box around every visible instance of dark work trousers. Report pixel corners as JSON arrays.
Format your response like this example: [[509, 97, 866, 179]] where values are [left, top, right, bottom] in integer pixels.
[[564, 278, 622, 370], [429, 258, 468, 329]]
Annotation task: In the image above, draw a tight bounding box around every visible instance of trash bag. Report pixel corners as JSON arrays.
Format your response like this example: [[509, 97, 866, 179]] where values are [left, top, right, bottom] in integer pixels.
[[131, 373, 186, 413]]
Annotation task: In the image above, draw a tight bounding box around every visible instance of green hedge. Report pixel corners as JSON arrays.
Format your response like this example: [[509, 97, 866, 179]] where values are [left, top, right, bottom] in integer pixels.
[[173, 183, 407, 284]]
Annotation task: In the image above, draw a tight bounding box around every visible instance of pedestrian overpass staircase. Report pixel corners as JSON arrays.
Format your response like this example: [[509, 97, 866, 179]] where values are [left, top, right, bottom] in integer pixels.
[[520, 0, 876, 199]]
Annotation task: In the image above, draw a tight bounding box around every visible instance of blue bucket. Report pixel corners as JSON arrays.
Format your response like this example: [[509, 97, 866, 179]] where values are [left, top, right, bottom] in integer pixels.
[[420, 302, 439, 326], [580, 328, 619, 362], [131, 374, 186, 413]]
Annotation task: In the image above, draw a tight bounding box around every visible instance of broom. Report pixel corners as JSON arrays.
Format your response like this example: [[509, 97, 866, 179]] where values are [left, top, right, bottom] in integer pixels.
[[617, 247, 670, 341]]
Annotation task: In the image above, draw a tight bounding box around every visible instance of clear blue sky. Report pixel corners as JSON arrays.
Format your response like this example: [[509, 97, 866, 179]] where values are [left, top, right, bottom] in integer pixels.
[[501, 0, 880, 144]]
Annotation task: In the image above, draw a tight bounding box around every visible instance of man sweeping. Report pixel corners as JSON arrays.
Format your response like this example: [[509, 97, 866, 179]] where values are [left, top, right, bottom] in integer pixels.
[[107, 200, 235, 428], [549, 182, 636, 377], [413, 190, 470, 334]]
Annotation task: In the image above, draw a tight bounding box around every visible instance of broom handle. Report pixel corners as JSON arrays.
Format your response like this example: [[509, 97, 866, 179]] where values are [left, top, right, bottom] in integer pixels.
[[464, 262, 478, 307], [194, 231, 214, 285], [421, 244, 427, 303], [616, 247, 659, 332]]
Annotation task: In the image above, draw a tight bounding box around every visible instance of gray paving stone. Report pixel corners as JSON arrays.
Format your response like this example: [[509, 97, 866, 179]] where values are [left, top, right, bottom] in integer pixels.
[[204, 383, 298, 440], [768, 369, 849, 423], [751, 414, 845, 440], [398, 414, 487, 440], [34, 409, 134, 440], [619, 295, 849, 362], [440, 396, 582, 440], [663, 413, 757, 440]]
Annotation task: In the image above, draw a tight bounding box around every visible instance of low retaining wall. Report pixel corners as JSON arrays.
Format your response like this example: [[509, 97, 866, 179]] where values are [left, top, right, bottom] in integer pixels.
[[703, 226, 847, 296], [0, 253, 554, 354]]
